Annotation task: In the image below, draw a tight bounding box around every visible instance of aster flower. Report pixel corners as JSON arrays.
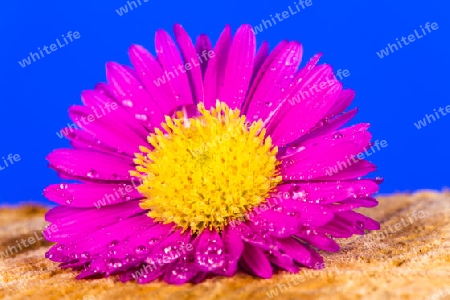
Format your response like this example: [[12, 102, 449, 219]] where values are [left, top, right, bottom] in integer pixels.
[[44, 24, 381, 285]]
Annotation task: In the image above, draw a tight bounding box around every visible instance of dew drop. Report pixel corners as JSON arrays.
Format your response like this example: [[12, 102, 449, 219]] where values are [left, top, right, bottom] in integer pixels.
[[333, 133, 343, 140], [274, 206, 283, 213], [107, 258, 123, 268], [292, 188, 307, 200], [285, 147, 297, 157], [125, 255, 137, 264], [135, 245, 147, 255], [123, 99, 133, 107], [136, 114, 148, 121], [87, 170, 98, 178], [148, 238, 159, 245], [355, 221, 364, 231], [109, 240, 119, 248]]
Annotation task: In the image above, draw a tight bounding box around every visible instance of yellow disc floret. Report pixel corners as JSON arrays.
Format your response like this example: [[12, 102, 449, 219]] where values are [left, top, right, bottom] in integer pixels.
[[131, 101, 282, 233]]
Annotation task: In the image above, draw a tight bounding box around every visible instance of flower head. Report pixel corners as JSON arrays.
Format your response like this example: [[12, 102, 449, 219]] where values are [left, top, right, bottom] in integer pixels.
[[44, 24, 380, 285]]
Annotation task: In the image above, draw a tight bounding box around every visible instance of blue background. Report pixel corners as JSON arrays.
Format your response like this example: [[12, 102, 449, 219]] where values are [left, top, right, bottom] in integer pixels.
[[0, 0, 448, 206]]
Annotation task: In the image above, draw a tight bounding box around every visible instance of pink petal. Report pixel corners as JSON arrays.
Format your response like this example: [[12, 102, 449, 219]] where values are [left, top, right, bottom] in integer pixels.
[[146, 230, 191, 269], [270, 66, 342, 145], [281, 108, 358, 152], [47, 149, 132, 182], [195, 229, 226, 272], [250, 41, 269, 85], [218, 24, 256, 109], [240, 242, 273, 279], [326, 89, 355, 118], [275, 180, 379, 204], [219, 226, 244, 276], [295, 233, 340, 252], [317, 160, 377, 180], [274, 199, 334, 227], [268, 248, 299, 273], [106, 62, 165, 129], [163, 259, 200, 285], [244, 40, 288, 113], [80, 89, 149, 139], [249, 209, 301, 238], [44, 182, 142, 207], [174, 24, 204, 104], [245, 41, 303, 122], [195, 34, 213, 76], [64, 129, 129, 158], [277, 238, 324, 268], [155, 29, 194, 106], [128, 44, 178, 114], [203, 25, 232, 109], [68, 105, 143, 155], [44, 200, 144, 243], [263, 52, 322, 126], [281, 124, 372, 180]]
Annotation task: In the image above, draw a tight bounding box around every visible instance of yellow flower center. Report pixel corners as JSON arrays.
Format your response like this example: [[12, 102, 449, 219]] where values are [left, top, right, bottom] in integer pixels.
[[131, 101, 282, 233]]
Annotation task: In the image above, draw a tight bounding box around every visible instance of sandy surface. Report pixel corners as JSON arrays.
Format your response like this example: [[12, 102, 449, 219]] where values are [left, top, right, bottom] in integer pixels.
[[1, 191, 450, 300]]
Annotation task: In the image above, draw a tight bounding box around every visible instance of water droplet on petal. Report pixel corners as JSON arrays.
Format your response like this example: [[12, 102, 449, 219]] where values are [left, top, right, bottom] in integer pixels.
[[109, 240, 119, 248], [333, 133, 343, 140], [107, 258, 123, 268], [87, 170, 98, 178], [123, 99, 133, 107], [292, 187, 307, 200], [136, 114, 148, 121], [135, 245, 147, 255], [355, 221, 364, 231], [124, 255, 137, 264], [148, 238, 160, 245]]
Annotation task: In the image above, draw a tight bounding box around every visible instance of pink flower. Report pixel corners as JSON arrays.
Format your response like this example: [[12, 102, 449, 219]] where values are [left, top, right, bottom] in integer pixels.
[[44, 24, 380, 285]]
